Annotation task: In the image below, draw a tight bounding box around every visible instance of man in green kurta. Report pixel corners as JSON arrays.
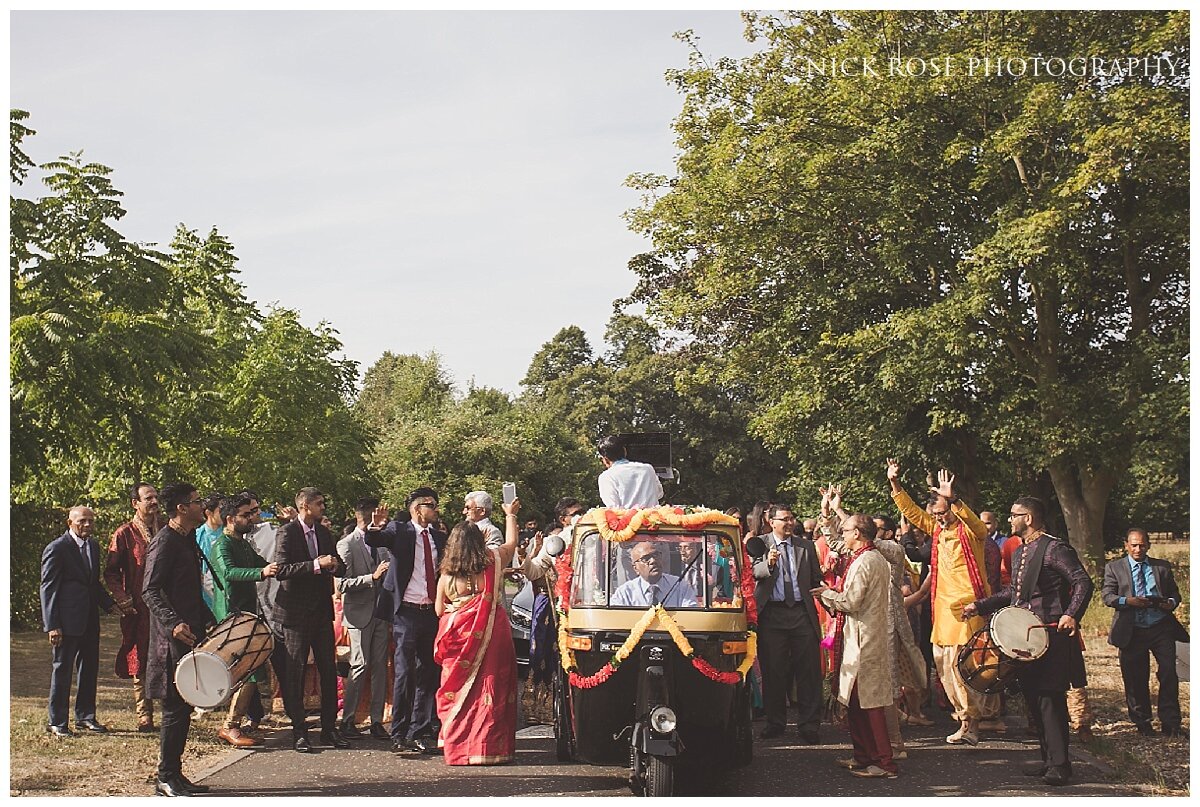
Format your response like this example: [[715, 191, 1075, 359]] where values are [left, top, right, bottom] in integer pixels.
[[211, 493, 278, 747]]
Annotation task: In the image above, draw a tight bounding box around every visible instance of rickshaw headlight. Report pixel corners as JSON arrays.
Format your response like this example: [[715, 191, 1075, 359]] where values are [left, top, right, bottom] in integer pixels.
[[650, 706, 677, 734]]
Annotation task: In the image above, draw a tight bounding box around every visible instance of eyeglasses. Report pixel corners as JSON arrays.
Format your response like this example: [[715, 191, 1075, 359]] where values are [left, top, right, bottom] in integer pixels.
[[185, 498, 203, 507], [771, 516, 796, 522], [1009, 512, 1029, 518], [415, 501, 438, 509], [840, 527, 857, 535], [633, 552, 661, 564]]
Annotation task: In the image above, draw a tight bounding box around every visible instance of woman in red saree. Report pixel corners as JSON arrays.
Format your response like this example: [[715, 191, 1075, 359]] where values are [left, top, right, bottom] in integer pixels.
[[433, 499, 521, 765]]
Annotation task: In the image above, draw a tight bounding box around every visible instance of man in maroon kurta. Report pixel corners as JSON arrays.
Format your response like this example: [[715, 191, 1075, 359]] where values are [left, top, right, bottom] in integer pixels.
[[104, 482, 160, 731]]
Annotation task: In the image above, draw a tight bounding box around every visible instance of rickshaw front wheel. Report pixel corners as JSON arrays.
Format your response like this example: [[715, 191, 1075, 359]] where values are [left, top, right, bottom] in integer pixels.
[[645, 754, 674, 797]]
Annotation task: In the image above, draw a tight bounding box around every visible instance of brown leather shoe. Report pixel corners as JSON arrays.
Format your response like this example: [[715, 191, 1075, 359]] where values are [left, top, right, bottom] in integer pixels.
[[217, 726, 257, 748]]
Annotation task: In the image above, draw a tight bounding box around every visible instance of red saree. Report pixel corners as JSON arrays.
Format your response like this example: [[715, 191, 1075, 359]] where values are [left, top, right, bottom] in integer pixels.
[[434, 550, 517, 765]]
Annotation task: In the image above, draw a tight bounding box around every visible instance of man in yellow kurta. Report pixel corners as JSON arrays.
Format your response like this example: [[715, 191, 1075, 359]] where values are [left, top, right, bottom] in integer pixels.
[[887, 459, 990, 746]]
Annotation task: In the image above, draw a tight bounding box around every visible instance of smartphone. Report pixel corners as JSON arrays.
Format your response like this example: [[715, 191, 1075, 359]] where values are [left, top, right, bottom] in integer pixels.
[[502, 482, 517, 505]]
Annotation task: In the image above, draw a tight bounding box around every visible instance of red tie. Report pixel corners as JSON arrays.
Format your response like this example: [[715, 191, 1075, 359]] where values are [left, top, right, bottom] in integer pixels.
[[422, 529, 436, 603]]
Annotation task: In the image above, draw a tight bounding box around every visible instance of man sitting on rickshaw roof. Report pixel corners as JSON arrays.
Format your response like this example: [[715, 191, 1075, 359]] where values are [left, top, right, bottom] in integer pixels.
[[611, 541, 698, 608]]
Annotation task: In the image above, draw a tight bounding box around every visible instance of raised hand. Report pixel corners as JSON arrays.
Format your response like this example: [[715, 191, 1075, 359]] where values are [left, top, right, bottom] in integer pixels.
[[931, 469, 956, 500], [819, 486, 832, 516], [371, 502, 390, 528], [829, 485, 844, 513], [502, 498, 521, 517], [886, 458, 901, 481]]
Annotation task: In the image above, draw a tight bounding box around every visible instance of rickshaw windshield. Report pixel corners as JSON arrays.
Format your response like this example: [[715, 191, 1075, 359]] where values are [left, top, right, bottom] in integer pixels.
[[570, 530, 742, 610]]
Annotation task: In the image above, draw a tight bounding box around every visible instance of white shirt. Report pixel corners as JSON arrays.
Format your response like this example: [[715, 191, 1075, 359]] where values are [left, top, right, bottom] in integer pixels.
[[403, 523, 438, 605], [611, 573, 697, 608], [598, 459, 664, 509]]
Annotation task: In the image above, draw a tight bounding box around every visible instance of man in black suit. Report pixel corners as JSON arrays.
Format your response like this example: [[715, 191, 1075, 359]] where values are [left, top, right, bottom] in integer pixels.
[[751, 503, 824, 744], [1102, 528, 1187, 737], [964, 497, 1093, 787], [41, 505, 121, 737], [365, 487, 447, 754], [143, 483, 217, 797], [273, 487, 348, 753]]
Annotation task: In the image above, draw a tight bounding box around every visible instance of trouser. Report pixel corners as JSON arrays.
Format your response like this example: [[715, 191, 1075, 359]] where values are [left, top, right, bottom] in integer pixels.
[[48, 624, 100, 728], [884, 703, 903, 749], [1020, 677, 1070, 772], [758, 603, 822, 732], [281, 621, 339, 739], [341, 618, 390, 726], [933, 643, 981, 722], [133, 675, 154, 721], [159, 645, 192, 779], [1067, 686, 1093, 731], [390, 607, 440, 740], [1119, 620, 1180, 730], [226, 682, 258, 729], [979, 692, 1001, 721], [848, 685, 897, 773]]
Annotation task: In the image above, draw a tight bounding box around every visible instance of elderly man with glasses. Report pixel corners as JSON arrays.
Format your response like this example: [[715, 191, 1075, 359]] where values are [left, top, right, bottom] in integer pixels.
[[611, 542, 698, 608], [752, 503, 824, 744]]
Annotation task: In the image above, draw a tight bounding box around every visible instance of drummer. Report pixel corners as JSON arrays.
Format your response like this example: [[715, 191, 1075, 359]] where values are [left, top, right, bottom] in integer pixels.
[[142, 483, 217, 797], [210, 493, 279, 747], [962, 497, 1093, 787]]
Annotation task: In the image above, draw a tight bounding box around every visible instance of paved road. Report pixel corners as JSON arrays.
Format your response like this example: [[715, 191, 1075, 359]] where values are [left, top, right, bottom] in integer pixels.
[[196, 710, 1138, 797]]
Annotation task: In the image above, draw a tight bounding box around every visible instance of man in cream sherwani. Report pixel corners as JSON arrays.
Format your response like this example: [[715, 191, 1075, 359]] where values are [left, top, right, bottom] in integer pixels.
[[814, 514, 897, 779]]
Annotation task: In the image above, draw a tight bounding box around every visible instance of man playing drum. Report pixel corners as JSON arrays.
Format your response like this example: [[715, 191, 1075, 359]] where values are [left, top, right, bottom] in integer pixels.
[[887, 459, 990, 746], [963, 497, 1093, 786]]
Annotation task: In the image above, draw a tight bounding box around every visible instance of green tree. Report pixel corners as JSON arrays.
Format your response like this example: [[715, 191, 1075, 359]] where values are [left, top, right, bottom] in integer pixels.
[[625, 11, 1188, 570], [520, 325, 595, 394], [356, 351, 454, 435]]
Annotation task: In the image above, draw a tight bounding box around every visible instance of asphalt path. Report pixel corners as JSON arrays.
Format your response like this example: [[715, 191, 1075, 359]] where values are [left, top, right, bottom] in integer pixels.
[[195, 709, 1134, 797]]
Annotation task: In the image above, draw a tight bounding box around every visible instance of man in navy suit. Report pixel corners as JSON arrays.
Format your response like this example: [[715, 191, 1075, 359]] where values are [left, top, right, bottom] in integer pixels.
[[41, 505, 121, 737], [365, 487, 447, 754]]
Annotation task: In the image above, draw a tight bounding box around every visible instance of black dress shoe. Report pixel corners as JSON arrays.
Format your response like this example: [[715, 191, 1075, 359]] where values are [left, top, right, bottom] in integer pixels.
[[320, 729, 351, 749], [800, 730, 820, 745], [1022, 761, 1048, 777], [1162, 726, 1188, 738], [294, 735, 312, 753], [48, 725, 73, 738], [370, 722, 390, 740], [155, 777, 194, 797], [759, 724, 785, 739], [339, 721, 361, 737], [176, 774, 210, 794], [392, 737, 421, 754], [1043, 766, 1071, 786], [1136, 724, 1156, 736], [75, 719, 108, 733]]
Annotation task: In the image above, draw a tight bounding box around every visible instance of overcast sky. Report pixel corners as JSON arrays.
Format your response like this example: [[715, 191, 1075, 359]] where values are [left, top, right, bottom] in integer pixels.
[[11, 11, 761, 393]]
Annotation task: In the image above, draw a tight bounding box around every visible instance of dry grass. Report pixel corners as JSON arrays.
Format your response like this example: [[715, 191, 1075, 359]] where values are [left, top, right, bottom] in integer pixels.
[[9, 618, 236, 796]]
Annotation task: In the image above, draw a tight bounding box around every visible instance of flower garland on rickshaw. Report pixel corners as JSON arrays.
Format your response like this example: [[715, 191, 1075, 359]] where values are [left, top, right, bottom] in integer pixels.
[[554, 506, 759, 689]]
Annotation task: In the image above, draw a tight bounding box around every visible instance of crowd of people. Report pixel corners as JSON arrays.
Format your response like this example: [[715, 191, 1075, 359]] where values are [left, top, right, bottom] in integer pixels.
[[38, 435, 1187, 795]]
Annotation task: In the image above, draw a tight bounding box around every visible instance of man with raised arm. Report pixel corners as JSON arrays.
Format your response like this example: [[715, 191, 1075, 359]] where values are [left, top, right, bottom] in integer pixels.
[[886, 458, 990, 746]]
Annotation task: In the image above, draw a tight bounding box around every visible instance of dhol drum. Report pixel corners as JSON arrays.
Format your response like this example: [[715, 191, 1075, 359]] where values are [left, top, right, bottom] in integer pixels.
[[956, 606, 1050, 695], [175, 612, 274, 709]]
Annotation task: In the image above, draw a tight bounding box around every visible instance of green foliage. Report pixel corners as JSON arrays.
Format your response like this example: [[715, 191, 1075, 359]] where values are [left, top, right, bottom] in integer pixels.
[[9, 112, 373, 623], [624, 11, 1189, 568]]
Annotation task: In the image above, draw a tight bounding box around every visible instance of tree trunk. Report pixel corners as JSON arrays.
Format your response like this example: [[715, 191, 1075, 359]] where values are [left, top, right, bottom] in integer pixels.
[[1046, 457, 1118, 578]]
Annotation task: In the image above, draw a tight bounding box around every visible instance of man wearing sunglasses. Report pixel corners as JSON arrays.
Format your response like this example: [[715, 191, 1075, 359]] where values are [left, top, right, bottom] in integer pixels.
[[611, 541, 698, 608], [366, 487, 448, 755], [962, 497, 1093, 786], [142, 483, 217, 797]]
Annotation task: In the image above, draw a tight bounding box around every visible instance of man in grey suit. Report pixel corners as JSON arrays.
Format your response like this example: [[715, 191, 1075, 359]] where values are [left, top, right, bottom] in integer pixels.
[[337, 497, 392, 739], [752, 503, 823, 743], [1102, 528, 1187, 737]]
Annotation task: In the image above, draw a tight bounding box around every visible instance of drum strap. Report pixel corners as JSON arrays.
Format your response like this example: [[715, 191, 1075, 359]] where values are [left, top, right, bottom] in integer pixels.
[[1015, 535, 1052, 606]]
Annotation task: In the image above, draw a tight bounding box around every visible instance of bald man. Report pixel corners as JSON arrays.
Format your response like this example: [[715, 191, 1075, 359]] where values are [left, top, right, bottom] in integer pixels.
[[41, 506, 121, 737]]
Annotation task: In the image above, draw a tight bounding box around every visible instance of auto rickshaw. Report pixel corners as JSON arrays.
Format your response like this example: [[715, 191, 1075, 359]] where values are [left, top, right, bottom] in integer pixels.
[[551, 506, 755, 796]]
